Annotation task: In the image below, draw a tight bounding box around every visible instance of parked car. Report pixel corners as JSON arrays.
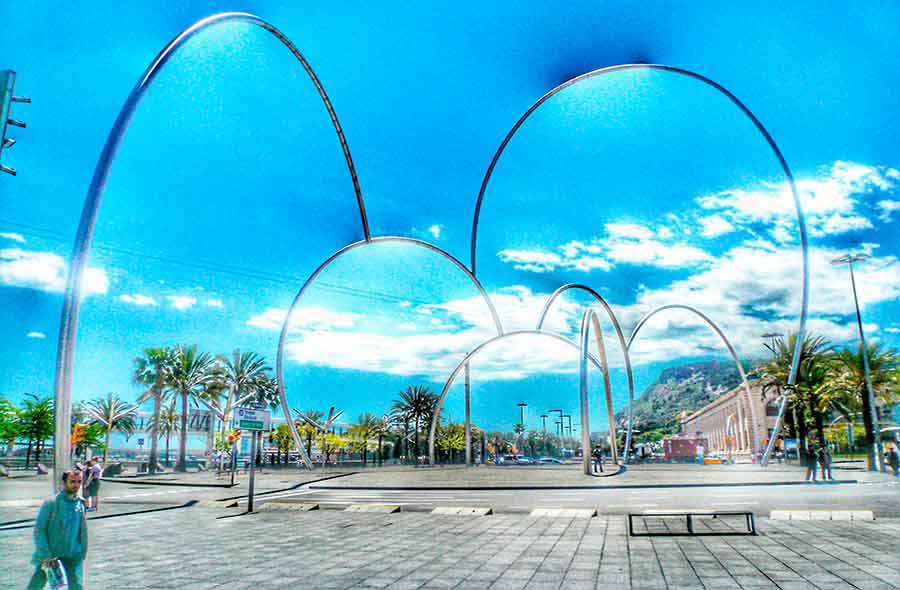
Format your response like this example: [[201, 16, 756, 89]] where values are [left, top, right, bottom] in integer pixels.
[[538, 457, 563, 464]]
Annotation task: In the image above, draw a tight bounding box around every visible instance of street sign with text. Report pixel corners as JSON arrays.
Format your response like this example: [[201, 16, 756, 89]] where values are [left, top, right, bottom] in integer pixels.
[[235, 407, 271, 431]]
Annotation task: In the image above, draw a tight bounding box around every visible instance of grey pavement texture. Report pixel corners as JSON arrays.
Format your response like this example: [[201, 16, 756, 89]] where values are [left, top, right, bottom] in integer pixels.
[[2, 506, 900, 589]]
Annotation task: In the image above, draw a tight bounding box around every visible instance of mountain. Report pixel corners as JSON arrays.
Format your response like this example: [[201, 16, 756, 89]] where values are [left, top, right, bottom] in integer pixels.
[[614, 359, 744, 437]]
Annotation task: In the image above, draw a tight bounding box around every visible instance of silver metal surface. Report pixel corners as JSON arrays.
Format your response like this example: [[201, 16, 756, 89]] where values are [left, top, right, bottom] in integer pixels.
[[52, 11, 369, 489], [627, 304, 761, 457], [276, 236, 504, 469], [427, 330, 607, 464], [578, 310, 594, 474], [536, 283, 635, 463], [831, 254, 885, 472], [471, 64, 809, 467]]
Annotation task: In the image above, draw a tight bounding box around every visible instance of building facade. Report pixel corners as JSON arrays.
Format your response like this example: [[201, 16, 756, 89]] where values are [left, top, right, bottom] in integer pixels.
[[679, 380, 781, 459]]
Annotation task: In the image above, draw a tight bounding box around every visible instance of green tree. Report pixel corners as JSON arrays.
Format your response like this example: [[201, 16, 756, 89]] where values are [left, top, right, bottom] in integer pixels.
[[149, 403, 180, 466], [166, 345, 218, 472], [133, 347, 173, 475], [435, 422, 466, 462], [19, 394, 54, 468], [0, 396, 21, 457], [298, 409, 324, 459], [392, 385, 438, 460], [271, 424, 295, 464], [82, 393, 138, 462], [216, 350, 271, 448], [756, 333, 834, 452], [73, 424, 105, 461], [347, 413, 379, 466], [827, 343, 900, 469]]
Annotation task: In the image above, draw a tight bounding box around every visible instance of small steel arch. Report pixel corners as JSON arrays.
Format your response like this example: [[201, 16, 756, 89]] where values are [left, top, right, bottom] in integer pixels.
[[427, 329, 608, 465], [536, 283, 636, 461], [276, 236, 505, 469], [627, 304, 760, 456], [53, 11, 370, 483]]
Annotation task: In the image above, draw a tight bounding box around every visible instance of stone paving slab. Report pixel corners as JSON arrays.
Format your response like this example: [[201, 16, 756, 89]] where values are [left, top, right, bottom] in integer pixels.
[[2, 505, 900, 589]]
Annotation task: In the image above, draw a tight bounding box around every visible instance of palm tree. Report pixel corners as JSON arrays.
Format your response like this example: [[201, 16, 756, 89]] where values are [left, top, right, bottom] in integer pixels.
[[299, 409, 324, 459], [166, 344, 218, 472], [82, 393, 138, 462], [134, 347, 172, 474], [391, 385, 438, 460], [513, 423, 526, 453], [19, 394, 53, 469], [218, 350, 271, 433], [349, 413, 380, 466], [756, 332, 834, 452], [828, 344, 900, 469], [374, 414, 392, 465], [149, 403, 180, 466]]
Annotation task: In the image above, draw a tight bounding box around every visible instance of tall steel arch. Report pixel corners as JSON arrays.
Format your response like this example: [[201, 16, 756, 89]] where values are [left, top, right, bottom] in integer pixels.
[[53, 12, 370, 484], [471, 65, 809, 466]]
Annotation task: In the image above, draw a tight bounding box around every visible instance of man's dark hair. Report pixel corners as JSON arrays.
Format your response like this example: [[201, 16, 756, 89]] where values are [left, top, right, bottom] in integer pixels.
[[62, 469, 81, 482]]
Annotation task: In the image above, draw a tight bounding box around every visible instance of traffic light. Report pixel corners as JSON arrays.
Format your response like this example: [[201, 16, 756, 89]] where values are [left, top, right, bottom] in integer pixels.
[[228, 429, 242, 444], [71, 423, 88, 447], [0, 69, 30, 176]]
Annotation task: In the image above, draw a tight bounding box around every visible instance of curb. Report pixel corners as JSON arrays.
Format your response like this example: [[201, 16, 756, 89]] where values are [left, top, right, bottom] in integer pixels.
[[309, 479, 860, 492]]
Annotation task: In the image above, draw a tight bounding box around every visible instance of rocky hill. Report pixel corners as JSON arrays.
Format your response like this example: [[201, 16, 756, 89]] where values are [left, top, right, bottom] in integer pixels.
[[614, 359, 744, 436]]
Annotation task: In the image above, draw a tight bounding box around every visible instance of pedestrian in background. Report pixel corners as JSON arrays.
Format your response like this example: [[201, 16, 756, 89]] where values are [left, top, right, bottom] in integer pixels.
[[886, 444, 900, 477], [28, 469, 88, 590], [84, 458, 102, 511], [804, 446, 818, 482], [591, 445, 603, 473], [819, 446, 833, 481]]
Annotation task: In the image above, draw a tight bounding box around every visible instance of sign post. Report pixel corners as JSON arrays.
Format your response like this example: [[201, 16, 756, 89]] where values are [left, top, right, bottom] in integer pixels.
[[235, 407, 270, 512]]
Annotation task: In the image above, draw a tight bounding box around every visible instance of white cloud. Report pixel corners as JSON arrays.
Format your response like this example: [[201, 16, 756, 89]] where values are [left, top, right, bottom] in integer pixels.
[[166, 295, 197, 310], [877, 199, 900, 222], [0, 232, 26, 243], [427, 224, 443, 240], [205, 298, 224, 308], [119, 293, 157, 306], [247, 306, 359, 332], [398, 300, 412, 308], [886, 326, 900, 334], [26, 331, 46, 339], [0, 248, 108, 296], [696, 160, 900, 239], [698, 214, 735, 238], [497, 249, 565, 273], [605, 223, 654, 240]]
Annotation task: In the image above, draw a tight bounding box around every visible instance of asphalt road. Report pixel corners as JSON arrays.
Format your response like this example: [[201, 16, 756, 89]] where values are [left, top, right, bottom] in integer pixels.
[[243, 478, 900, 516]]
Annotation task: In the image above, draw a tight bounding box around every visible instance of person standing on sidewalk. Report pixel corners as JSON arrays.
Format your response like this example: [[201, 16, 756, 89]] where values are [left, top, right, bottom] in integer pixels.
[[804, 445, 818, 482], [84, 458, 102, 511], [818, 446, 833, 481], [28, 469, 88, 590], [886, 444, 900, 477], [591, 445, 604, 473]]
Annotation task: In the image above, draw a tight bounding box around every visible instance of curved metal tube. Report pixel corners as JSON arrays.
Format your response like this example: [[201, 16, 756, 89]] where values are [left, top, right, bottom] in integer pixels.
[[536, 283, 635, 463], [627, 304, 761, 456], [471, 64, 809, 466], [427, 329, 607, 465], [53, 11, 370, 486], [277, 236, 505, 468]]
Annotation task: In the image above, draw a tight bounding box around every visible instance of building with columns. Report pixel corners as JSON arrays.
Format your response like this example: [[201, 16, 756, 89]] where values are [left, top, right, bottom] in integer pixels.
[[679, 380, 781, 459]]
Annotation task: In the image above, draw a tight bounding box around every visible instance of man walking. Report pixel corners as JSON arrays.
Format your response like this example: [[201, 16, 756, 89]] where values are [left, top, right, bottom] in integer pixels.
[[28, 469, 88, 590], [591, 445, 604, 473]]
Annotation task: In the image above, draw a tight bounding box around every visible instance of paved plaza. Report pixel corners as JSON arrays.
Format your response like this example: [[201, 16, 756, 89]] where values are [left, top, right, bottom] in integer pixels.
[[3, 505, 900, 589]]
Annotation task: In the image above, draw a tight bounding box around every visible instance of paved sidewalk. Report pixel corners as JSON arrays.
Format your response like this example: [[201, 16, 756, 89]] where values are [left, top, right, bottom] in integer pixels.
[[2, 506, 899, 589]]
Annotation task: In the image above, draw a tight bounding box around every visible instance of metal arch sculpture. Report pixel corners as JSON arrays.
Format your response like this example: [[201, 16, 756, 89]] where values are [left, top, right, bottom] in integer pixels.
[[427, 330, 609, 465], [471, 64, 810, 467], [52, 11, 371, 484], [276, 236, 505, 469], [627, 304, 760, 456], [536, 283, 636, 463]]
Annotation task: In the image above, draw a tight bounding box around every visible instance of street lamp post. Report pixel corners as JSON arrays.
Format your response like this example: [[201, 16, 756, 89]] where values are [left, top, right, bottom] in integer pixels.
[[549, 409, 563, 457], [831, 253, 885, 472]]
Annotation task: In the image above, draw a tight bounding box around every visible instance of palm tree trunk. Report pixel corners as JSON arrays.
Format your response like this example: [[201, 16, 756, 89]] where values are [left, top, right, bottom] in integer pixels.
[[378, 435, 383, 466], [148, 391, 161, 474], [178, 391, 189, 472], [165, 434, 171, 466], [104, 428, 111, 463], [414, 415, 420, 460]]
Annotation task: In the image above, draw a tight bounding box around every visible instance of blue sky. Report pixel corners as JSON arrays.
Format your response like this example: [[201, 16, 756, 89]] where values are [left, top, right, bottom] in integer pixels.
[[2, 2, 900, 433]]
